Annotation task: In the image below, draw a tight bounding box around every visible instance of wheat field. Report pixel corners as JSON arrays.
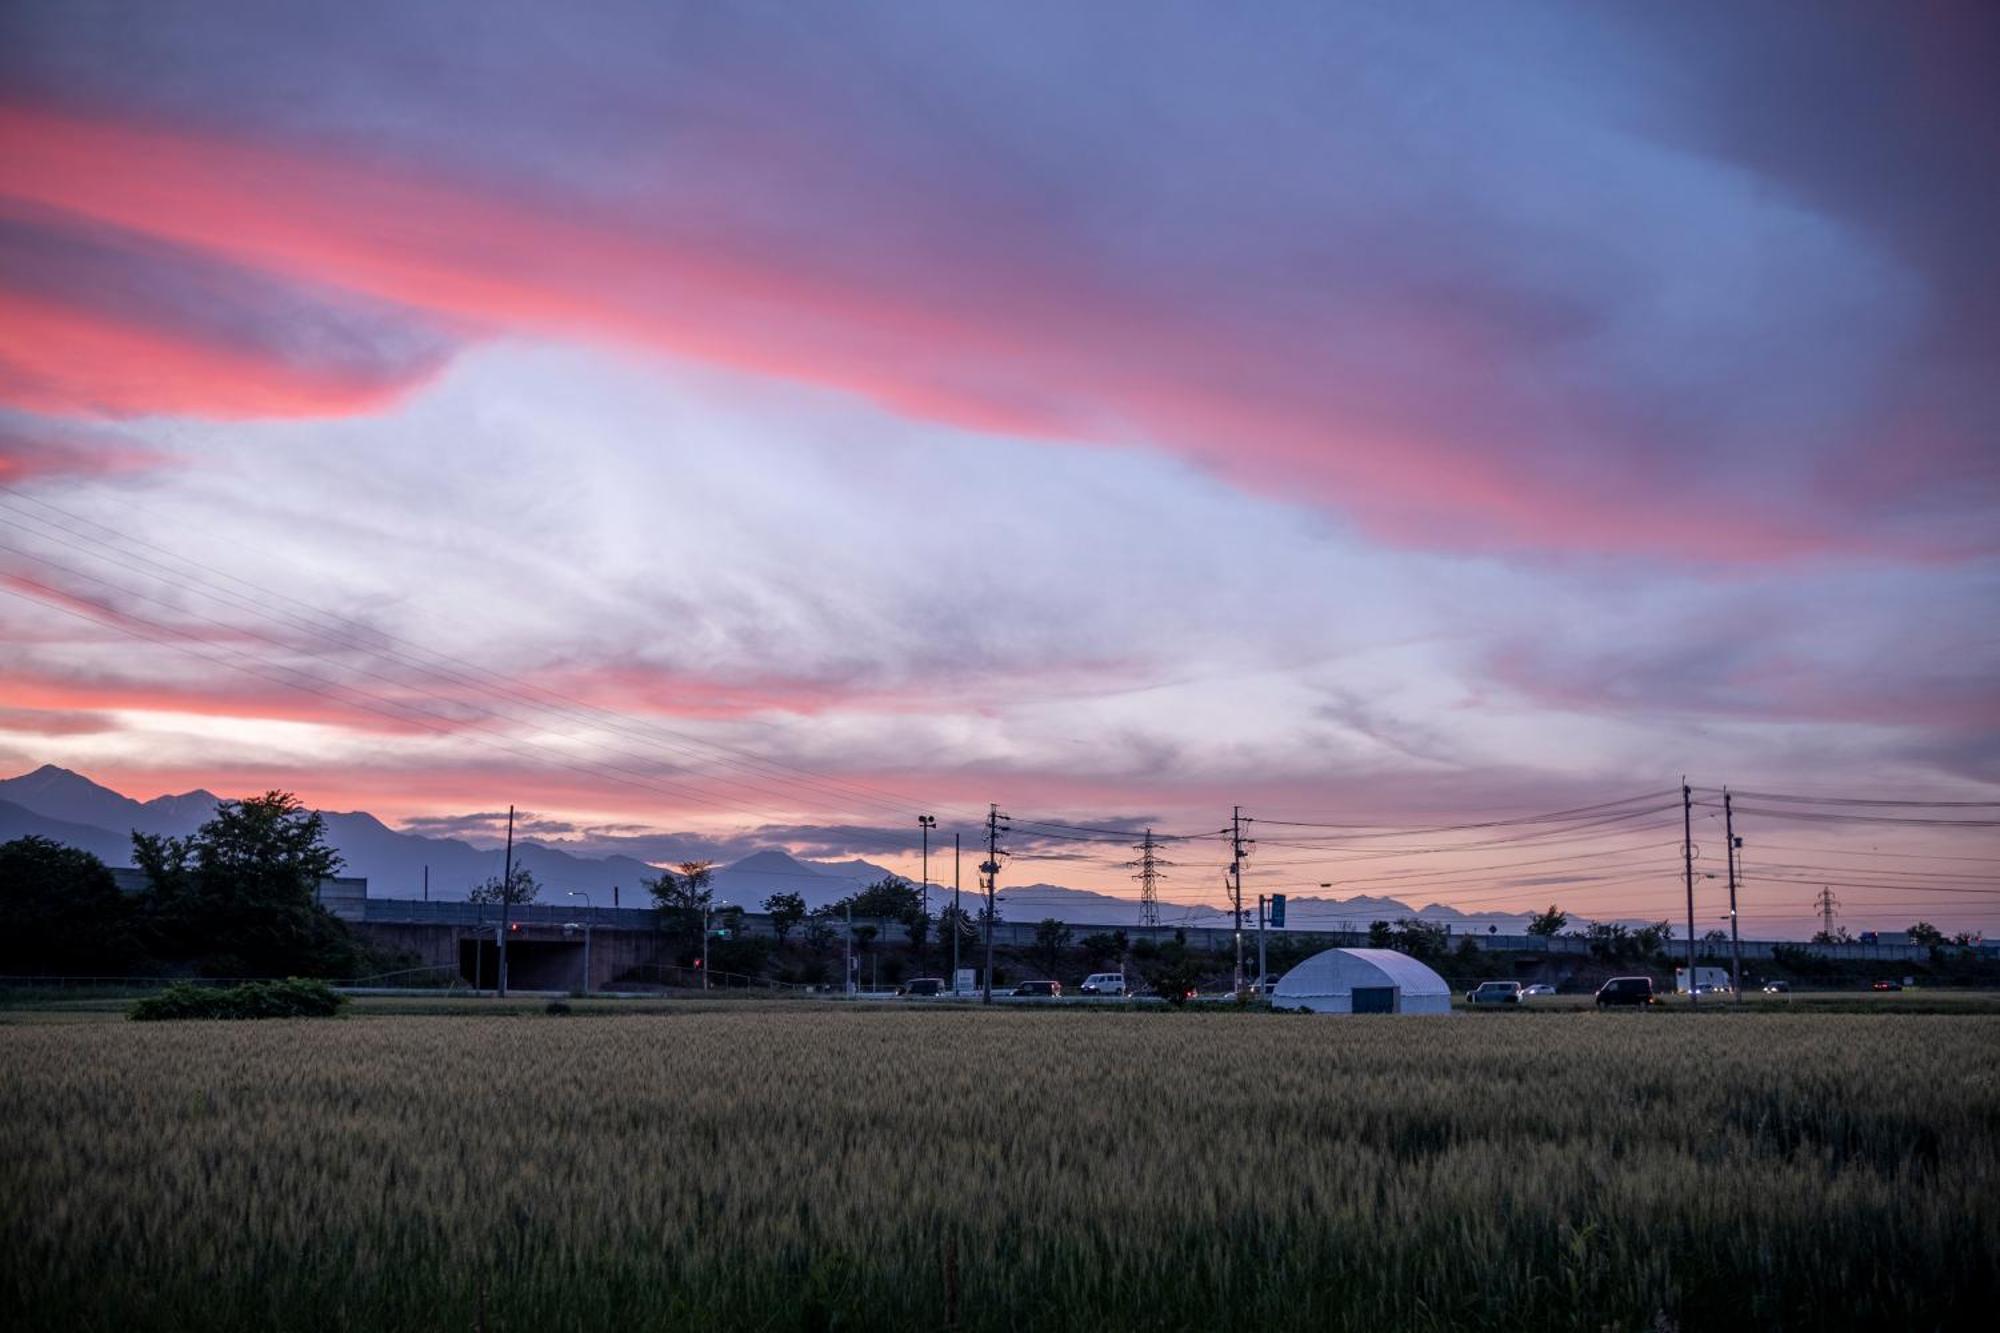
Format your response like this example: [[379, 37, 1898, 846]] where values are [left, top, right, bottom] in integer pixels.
[[3, 1006, 1995, 1331]]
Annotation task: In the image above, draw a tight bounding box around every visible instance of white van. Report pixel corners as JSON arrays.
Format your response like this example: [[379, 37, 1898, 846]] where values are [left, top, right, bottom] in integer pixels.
[[1080, 972, 1127, 996]]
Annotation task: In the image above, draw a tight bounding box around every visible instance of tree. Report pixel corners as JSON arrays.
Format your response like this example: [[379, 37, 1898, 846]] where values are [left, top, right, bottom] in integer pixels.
[[468, 865, 540, 905], [1811, 926, 1853, 945], [649, 862, 714, 959], [763, 891, 807, 945], [840, 875, 922, 923], [131, 791, 356, 977], [936, 903, 977, 960], [1033, 918, 1073, 978], [1632, 920, 1675, 956], [802, 916, 837, 956], [0, 836, 137, 973], [1907, 921, 1946, 946], [1145, 952, 1202, 1007], [1079, 930, 1126, 968], [1527, 905, 1568, 937], [1367, 920, 1394, 949], [1386, 918, 1448, 961], [1700, 928, 1729, 956]]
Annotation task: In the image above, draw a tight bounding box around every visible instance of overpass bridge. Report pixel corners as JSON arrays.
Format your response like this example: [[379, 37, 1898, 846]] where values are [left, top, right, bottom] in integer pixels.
[[350, 897, 1978, 993]]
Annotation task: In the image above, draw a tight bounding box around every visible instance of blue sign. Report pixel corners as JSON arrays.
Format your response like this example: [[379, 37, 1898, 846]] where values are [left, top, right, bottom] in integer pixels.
[[1269, 894, 1286, 928]]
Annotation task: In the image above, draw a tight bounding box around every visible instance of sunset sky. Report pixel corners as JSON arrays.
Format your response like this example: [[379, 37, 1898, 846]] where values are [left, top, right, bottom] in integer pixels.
[[1, 3, 1995, 931]]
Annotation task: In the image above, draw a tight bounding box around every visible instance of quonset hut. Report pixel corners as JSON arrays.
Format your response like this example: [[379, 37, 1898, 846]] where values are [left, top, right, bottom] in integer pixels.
[[1270, 947, 1452, 1014]]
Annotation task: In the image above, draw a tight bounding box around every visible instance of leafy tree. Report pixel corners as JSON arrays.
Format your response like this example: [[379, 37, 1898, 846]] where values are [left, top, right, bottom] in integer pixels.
[[1367, 920, 1394, 949], [649, 862, 714, 959], [763, 891, 807, 944], [1033, 918, 1073, 977], [131, 791, 357, 977], [839, 875, 922, 923], [1385, 918, 1448, 961], [904, 906, 931, 953], [1526, 905, 1568, 937], [1907, 921, 1946, 946], [1145, 955, 1202, 1007], [1700, 928, 1729, 956], [1079, 930, 1126, 967], [935, 903, 977, 958], [802, 916, 837, 956], [1810, 926, 1853, 945], [468, 865, 541, 905], [1632, 920, 1675, 956], [0, 836, 138, 973]]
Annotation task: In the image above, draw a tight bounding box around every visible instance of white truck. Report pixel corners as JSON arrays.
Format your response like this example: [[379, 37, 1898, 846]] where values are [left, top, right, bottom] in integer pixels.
[[1674, 966, 1732, 994]]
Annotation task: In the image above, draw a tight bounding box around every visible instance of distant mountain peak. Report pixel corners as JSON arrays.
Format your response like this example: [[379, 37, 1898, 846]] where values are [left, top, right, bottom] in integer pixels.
[[725, 848, 828, 874]]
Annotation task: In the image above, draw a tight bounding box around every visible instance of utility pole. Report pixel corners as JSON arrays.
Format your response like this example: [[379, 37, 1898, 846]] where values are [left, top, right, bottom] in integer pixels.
[[845, 900, 855, 997], [1815, 887, 1840, 939], [980, 803, 1008, 1004], [498, 804, 515, 998], [1681, 780, 1696, 1007], [1725, 789, 1743, 1003], [423, 864, 429, 903], [952, 833, 962, 992], [1230, 806, 1251, 997], [918, 814, 936, 972], [1128, 828, 1170, 929]]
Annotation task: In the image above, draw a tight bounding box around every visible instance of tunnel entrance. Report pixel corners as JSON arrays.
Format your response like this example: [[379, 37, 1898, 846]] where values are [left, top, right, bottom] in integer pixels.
[[459, 937, 587, 991]]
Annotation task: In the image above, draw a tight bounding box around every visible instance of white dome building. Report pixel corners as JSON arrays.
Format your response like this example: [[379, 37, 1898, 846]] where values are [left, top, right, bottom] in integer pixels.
[[1271, 947, 1452, 1014]]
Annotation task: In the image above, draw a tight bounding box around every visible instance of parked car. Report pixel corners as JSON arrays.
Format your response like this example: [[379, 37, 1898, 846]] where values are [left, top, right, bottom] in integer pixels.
[[1244, 972, 1282, 994], [1761, 980, 1791, 993], [1596, 976, 1654, 1007], [1521, 983, 1557, 997], [1079, 973, 1127, 996], [1466, 980, 1524, 1005], [1871, 980, 1903, 992], [1012, 980, 1062, 998], [901, 978, 945, 997]]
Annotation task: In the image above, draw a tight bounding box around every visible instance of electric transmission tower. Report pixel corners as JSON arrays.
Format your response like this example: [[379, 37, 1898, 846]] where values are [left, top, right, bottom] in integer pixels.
[[1128, 828, 1173, 928], [1814, 887, 1840, 938]]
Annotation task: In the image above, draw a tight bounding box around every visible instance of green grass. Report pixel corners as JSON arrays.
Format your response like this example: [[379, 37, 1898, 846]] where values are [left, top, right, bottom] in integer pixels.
[[3, 1007, 1996, 1331]]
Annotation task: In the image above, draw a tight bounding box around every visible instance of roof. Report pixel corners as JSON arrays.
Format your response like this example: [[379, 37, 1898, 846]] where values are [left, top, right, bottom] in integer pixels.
[[1273, 947, 1451, 999]]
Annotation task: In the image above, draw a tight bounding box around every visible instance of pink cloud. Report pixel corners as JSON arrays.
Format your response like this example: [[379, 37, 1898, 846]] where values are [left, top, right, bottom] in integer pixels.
[[1, 102, 1949, 562], [0, 422, 167, 482]]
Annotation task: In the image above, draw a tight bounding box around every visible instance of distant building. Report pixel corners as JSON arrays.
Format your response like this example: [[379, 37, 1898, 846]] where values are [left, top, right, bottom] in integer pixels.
[[107, 867, 368, 922], [1270, 947, 1452, 1014]]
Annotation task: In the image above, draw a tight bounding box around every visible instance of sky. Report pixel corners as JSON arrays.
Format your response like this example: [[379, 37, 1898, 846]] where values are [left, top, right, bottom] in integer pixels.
[[1, 2, 1995, 933]]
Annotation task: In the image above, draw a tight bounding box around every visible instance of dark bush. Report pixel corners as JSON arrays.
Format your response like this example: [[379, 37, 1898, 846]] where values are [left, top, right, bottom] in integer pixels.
[[545, 1000, 572, 1015], [128, 978, 345, 1021]]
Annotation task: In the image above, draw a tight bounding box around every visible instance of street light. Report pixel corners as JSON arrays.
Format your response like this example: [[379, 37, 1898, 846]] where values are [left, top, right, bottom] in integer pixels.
[[918, 814, 936, 972], [565, 890, 593, 995]]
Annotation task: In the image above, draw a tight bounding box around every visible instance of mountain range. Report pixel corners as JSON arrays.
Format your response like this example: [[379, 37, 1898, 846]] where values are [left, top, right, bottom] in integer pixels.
[[0, 765, 1542, 929]]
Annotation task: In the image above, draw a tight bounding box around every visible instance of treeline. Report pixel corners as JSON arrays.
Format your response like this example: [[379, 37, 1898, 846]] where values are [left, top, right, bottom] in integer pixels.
[[0, 792, 367, 978]]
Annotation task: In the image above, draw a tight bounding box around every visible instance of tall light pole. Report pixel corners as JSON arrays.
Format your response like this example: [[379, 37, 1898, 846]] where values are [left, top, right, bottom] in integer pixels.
[[952, 833, 962, 993], [566, 890, 593, 995], [498, 805, 515, 998], [918, 814, 936, 973]]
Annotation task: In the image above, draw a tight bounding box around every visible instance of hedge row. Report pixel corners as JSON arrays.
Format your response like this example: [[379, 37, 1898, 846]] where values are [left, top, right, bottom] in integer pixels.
[[128, 978, 346, 1021]]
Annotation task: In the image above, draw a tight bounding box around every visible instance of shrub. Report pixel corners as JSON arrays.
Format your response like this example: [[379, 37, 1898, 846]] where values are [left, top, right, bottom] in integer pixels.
[[128, 978, 345, 1021], [546, 1000, 573, 1016]]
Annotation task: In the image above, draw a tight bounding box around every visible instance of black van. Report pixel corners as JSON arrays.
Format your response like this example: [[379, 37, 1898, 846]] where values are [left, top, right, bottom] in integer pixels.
[[1595, 976, 1654, 1007]]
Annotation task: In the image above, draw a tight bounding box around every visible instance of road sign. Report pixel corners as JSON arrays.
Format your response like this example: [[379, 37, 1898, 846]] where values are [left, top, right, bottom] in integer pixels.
[[1269, 894, 1286, 928]]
